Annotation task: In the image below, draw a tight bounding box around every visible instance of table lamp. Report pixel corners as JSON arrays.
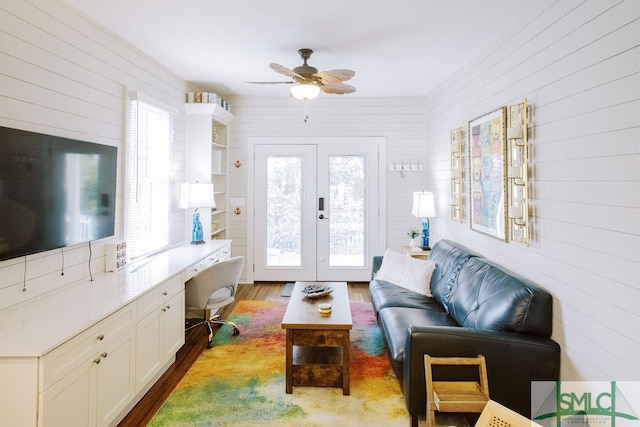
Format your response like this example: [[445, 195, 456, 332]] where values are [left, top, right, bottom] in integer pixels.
[[180, 183, 215, 245], [412, 191, 436, 249]]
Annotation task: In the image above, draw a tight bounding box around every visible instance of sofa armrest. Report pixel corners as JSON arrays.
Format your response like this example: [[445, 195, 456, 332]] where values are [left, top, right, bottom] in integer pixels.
[[403, 325, 560, 418]]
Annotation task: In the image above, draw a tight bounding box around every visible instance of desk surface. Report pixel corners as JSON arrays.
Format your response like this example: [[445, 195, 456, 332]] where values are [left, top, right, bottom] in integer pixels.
[[0, 240, 230, 357]]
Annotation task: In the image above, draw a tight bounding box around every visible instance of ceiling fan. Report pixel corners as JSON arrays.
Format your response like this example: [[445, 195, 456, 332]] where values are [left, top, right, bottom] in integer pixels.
[[249, 48, 356, 99]]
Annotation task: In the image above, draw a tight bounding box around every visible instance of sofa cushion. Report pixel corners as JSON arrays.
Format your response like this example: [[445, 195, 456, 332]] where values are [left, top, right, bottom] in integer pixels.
[[446, 257, 553, 337], [370, 280, 447, 315], [429, 239, 478, 311], [378, 306, 458, 379], [375, 249, 435, 296]]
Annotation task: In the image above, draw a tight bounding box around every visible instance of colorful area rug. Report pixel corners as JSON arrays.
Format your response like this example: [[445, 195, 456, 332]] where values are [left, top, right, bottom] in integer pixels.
[[149, 300, 409, 426]]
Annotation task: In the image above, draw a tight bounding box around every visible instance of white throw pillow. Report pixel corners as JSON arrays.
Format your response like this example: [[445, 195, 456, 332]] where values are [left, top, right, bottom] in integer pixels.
[[375, 248, 435, 296]]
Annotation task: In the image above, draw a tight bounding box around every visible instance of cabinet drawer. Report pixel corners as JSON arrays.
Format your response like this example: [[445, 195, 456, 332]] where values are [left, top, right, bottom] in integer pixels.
[[203, 251, 219, 268], [40, 303, 135, 392], [136, 273, 183, 319], [219, 244, 230, 261], [184, 260, 205, 281]]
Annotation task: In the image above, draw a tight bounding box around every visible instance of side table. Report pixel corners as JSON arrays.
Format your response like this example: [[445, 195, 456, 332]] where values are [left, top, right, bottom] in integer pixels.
[[401, 246, 431, 260]]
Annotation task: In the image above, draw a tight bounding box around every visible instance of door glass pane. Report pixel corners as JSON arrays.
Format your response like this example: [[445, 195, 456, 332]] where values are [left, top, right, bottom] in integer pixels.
[[329, 155, 365, 267], [266, 156, 302, 266]]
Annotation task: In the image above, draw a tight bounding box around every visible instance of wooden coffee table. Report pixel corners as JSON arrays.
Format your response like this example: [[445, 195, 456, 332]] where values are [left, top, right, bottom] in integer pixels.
[[281, 281, 352, 395]]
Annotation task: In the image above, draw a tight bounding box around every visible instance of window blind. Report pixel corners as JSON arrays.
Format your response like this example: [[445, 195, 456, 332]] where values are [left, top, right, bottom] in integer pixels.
[[125, 92, 174, 259]]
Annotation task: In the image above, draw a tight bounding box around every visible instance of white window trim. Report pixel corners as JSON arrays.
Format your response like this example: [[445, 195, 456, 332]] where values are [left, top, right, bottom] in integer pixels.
[[124, 90, 178, 260]]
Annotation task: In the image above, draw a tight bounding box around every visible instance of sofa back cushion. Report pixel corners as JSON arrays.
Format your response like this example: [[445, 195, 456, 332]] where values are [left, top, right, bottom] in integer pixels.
[[429, 239, 478, 310], [446, 257, 553, 337]]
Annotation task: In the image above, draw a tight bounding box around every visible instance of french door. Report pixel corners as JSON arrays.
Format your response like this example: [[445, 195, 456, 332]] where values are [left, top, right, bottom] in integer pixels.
[[254, 141, 381, 282]]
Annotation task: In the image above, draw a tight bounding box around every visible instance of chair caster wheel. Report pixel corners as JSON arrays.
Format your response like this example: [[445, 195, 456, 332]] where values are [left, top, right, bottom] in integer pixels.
[[232, 327, 240, 336], [207, 341, 213, 349]]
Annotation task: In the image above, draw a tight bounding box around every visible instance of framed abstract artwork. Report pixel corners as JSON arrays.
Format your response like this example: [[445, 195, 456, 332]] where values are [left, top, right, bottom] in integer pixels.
[[468, 107, 507, 240]]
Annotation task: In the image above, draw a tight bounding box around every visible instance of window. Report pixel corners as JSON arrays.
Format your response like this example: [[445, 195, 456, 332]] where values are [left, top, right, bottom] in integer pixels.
[[125, 92, 174, 259]]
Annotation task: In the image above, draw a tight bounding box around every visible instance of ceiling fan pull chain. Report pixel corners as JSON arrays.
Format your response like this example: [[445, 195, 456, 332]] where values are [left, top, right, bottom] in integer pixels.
[[304, 99, 310, 123]]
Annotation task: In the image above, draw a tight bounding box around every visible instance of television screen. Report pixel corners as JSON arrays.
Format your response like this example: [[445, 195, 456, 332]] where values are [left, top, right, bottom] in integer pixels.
[[0, 126, 117, 262]]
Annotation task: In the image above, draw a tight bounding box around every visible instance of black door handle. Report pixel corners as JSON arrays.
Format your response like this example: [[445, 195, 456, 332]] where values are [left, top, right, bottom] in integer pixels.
[[318, 214, 328, 220]]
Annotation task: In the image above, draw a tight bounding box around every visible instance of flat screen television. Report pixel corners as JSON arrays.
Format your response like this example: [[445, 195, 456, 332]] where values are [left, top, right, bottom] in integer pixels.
[[0, 126, 117, 262]]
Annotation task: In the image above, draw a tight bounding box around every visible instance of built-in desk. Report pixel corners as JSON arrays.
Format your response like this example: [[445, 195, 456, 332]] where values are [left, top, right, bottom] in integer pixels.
[[0, 240, 230, 427]]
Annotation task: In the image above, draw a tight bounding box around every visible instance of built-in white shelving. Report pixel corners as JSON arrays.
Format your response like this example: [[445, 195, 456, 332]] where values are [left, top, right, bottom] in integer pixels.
[[184, 103, 234, 241]]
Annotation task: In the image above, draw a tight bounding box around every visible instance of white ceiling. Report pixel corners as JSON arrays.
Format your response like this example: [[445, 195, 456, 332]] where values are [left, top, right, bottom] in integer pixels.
[[62, 0, 554, 98]]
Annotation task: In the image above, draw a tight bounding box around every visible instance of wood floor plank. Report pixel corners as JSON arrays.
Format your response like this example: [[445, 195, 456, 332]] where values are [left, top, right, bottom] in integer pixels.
[[117, 281, 370, 426]]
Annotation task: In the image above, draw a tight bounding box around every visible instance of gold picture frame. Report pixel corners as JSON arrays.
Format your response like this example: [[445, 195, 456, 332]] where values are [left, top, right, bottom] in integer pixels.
[[468, 107, 507, 241]]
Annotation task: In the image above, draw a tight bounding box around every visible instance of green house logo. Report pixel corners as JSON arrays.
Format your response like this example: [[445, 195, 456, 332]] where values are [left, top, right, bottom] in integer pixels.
[[533, 381, 639, 427]]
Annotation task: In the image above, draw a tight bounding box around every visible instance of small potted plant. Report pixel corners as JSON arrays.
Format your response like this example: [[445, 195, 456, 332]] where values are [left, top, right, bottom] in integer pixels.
[[407, 227, 421, 251]]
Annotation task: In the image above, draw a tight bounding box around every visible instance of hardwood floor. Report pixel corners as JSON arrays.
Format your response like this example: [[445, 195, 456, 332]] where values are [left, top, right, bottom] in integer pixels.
[[117, 281, 371, 426]]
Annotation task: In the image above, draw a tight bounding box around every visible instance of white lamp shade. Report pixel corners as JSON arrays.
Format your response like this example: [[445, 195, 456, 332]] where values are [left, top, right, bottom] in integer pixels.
[[412, 191, 436, 218], [290, 83, 321, 100], [179, 183, 216, 209]]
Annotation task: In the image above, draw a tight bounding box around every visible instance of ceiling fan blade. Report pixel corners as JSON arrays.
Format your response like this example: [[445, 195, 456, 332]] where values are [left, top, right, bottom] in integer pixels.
[[315, 69, 355, 84], [321, 83, 356, 95], [269, 63, 302, 79], [247, 81, 296, 85]]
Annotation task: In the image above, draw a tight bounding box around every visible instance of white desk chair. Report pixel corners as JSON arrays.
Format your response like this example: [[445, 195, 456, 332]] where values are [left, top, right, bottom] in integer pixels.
[[185, 256, 244, 347]]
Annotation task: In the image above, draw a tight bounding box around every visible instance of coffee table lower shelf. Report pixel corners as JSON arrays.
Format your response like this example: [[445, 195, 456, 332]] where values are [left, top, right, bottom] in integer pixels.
[[292, 346, 346, 388], [285, 329, 350, 395]]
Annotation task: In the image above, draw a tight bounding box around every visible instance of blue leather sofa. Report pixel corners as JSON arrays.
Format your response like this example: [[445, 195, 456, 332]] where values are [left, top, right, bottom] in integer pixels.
[[370, 239, 560, 426]]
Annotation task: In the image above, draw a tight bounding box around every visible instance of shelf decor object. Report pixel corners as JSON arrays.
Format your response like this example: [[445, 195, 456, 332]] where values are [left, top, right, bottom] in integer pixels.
[[412, 191, 436, 249], [506, 98, 530, 246], [449, 127, 464, 222], [468, 107, 507, 241], [106, 241, 127, 272]]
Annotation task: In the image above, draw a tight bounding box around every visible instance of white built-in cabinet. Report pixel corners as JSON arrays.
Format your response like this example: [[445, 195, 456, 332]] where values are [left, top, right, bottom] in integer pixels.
[[135, 273, 185, 393], [0, 240, 231, 427], [185, 103, 234, 241], [40, 304, 136, 427]]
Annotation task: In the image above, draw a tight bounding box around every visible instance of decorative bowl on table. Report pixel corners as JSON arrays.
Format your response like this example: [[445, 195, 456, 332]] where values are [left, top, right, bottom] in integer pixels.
[[302, 284, 334, 299]]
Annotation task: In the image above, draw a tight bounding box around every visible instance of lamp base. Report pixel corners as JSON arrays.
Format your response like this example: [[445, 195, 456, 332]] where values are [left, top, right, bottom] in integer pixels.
[[191, 211, 205, 245], [421, 218, 430, 250]]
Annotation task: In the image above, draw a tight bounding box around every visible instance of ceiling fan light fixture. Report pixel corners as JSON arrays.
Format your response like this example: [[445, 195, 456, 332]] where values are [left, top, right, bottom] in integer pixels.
[[290, 83, 320, 100]]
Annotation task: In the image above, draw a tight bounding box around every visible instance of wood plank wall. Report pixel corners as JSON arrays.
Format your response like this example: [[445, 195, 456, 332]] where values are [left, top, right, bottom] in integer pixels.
[[224, 96, 428, 283], [423, 0, 640, 381], [3, 0, 637, 386], [0, 0, 191, 309]]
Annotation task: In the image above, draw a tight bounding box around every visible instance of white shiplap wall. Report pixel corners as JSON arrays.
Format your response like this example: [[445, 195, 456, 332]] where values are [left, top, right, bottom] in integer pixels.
[[225, 96, 427, 282], [424, 0, 640, 381], [0, 0, 190, 310]]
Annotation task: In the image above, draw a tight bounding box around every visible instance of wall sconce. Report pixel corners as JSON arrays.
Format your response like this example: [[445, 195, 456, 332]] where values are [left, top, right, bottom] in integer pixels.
[[506, 98, 530, 246], [179, 183, 216, 245], [449, 127, 464, 223]]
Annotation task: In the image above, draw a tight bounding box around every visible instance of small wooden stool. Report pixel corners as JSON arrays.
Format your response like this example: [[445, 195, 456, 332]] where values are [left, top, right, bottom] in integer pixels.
[[424, 355, 490, 427]]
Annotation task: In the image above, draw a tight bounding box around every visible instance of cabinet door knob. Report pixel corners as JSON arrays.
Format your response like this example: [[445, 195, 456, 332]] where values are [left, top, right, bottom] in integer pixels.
[[162, 291, 168, 296], [94, 358, 101, 364], [97, 334, 105, 341], [101, 352, 108, 359]]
